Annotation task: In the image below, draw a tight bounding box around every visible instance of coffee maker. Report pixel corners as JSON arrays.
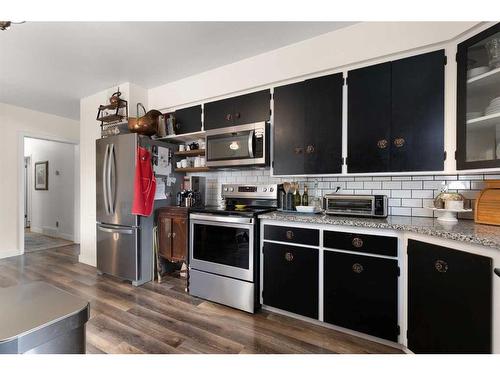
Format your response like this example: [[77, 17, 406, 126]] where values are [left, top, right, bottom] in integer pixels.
[[177, 176, 206, 207]]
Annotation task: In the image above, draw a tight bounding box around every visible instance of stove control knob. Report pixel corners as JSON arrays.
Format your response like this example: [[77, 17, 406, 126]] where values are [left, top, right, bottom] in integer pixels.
[[269, 187, 274, 192], [230, 187, 234, 192], [262, 188, 267, 192]]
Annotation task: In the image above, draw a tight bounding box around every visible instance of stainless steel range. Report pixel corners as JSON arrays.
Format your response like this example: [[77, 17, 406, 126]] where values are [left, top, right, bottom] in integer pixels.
[[189, 184, 278, 313]]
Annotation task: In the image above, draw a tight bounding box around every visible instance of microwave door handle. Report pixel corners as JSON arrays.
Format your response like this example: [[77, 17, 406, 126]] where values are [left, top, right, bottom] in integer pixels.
[[248, 130, 254, 158], [102, 144, 110, 215]]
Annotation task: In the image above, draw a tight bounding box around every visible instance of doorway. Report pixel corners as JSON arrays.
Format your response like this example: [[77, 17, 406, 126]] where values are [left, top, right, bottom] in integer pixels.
[[23, 136, 78, 253]]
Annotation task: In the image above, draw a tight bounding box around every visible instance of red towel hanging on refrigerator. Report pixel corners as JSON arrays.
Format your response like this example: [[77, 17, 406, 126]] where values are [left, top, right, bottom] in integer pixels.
[[132, 146, 156, 216]]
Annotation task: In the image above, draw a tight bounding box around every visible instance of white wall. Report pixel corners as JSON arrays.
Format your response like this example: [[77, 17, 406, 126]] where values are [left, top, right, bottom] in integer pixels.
[[148, 22, 479, 111], [24, 138, 76, 240], [79, 83, 148, 266], [0, 102, 79, 259]]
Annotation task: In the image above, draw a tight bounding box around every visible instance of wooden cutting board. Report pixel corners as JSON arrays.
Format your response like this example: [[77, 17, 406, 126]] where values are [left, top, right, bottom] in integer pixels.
[[475, 180, 500, 225]]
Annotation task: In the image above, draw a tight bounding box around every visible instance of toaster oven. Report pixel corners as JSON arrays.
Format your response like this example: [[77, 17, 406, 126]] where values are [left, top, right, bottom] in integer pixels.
[[324, 194, 388, 218]]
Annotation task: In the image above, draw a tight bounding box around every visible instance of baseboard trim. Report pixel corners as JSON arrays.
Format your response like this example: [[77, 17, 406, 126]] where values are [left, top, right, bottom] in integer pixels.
[[0, 249, 23, 260], [29, 226, 74, 242]]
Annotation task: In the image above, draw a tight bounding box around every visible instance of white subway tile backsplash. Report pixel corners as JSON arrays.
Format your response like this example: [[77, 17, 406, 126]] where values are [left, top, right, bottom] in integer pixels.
[[364, 181, 382, 189], [346, 181, 364, 189], [401, 198, 422, 208], [372, 189, 391, 196], [382, 181, 402, 190], [423, 180, 445, 190], [354, 190, 372, 195], [392, 190, 411, 198], [391, 207, 412, 216], [402, 181, 423, 190], [202, 169, 486, 218], [388, 198, 401, 207], [412, 175, 433, 180], [412, 190, 433, 198], [485, 174, 500, 180], [459, 174, 484, 180]]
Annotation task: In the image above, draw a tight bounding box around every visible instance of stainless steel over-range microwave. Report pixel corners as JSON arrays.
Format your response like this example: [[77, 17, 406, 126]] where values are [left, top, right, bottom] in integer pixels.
[[205, 122, 269, 167], [324, 194, 388, 218]]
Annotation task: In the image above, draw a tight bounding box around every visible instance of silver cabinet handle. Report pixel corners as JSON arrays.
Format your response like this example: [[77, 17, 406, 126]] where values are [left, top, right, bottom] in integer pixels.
[[102, 144, 110, 214], [172, 232, 176, 238]]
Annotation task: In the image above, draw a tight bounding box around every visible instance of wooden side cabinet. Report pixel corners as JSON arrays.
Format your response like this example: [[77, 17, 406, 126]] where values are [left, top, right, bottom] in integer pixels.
[[157, 207, 188, 263]]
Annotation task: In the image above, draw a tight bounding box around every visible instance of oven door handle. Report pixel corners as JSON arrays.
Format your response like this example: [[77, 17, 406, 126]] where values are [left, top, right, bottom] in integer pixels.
[[248, 130, 254, 158], [190, 213, 254, 225]]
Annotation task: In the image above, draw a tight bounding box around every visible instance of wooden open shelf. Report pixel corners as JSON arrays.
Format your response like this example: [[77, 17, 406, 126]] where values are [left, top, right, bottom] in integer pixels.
[[174, 149, 206, 157], [175, 167, 210, 173]]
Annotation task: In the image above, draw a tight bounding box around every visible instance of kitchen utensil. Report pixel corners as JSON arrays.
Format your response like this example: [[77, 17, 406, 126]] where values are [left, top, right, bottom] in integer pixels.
[[475, 180, 500, 225], [109, 91, 122, 106], [180, 159, 188, 168], [157, 115, 167, 137], [128, 103, 162, 136], [179, 144, 185, 152], [176, 161, 182, 169], [185, 144, 191, 151]]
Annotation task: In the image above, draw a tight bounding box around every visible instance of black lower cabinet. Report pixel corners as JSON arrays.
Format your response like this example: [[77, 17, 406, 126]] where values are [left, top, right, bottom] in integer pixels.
[[408, 240, 492, 353], [324, 251, 399, 341], [263, 242, 318, 319]]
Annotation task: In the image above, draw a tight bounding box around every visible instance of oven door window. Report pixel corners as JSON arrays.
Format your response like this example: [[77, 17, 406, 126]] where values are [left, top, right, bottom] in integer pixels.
[[207, 131, 252, 161], [193, 223, 250, 269]]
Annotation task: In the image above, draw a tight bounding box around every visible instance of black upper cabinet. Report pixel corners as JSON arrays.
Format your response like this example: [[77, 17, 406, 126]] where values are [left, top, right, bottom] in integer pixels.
[[304, 74, 343, 174], [347, 50, 445, 173], [347, 62, 392, 173], [174, 105, 202, 135], [391, 50, 445, 172], [408, 240, 492, 354], [203, 89, 270, 130], [324, 251, 399, 341], [273, 73, 343, 175], [273, 81, 306, 175], [456, 23, 500, 170]]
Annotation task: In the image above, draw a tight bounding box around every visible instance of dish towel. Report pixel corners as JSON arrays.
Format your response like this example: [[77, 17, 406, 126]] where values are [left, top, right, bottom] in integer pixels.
[[132, 146, 156, 216]]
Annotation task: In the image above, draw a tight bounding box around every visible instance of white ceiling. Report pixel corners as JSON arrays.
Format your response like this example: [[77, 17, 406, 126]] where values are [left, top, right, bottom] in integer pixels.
[[0, 22, 355, 119]]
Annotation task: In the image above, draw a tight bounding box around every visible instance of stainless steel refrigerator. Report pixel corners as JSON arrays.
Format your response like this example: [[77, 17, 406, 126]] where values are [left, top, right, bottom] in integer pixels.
[[96, 133, 181, 286]]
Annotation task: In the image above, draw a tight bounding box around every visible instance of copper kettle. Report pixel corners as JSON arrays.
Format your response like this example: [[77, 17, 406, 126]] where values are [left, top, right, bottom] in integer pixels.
[[128, 103, 162, 136]]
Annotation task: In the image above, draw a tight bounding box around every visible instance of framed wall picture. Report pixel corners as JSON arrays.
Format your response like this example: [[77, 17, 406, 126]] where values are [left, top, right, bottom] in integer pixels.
[[34, 161, 49, 190]]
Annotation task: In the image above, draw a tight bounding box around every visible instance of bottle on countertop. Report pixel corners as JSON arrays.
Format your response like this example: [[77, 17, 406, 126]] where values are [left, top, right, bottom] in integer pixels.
[[302, 185, 309, 206], [293, 182, 301, 209]]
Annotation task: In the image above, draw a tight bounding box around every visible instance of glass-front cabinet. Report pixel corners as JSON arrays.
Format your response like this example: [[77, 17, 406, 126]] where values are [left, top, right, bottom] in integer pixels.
[[457, 23, 500, 169]]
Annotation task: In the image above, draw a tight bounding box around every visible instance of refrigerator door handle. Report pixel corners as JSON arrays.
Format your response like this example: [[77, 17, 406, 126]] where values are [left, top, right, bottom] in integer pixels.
[[102, 144, 110, 215], [97, 224, 135, 235], [108, 143, 116, 214]]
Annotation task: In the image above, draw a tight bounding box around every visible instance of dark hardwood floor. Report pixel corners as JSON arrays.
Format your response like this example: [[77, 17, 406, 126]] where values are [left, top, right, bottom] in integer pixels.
[[0, 245, 403, 354]]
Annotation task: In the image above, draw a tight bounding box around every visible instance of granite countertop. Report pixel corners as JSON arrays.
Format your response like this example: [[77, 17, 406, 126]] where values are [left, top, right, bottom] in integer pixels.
[[258, 211, 500, 250]]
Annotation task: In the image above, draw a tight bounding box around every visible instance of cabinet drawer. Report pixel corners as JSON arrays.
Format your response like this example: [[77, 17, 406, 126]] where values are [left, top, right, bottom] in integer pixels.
[[264, 225, 319, 246], [263, 242, 318, 319], [324, 231, 397, 257]]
